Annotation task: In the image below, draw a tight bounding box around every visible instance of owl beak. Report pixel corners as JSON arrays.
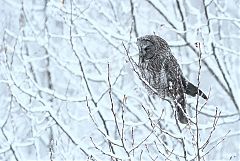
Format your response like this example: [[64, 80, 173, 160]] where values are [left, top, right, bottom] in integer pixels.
[[138, 46, 145, 63], [139, 47, 143, 53], [139, 54, 145, 63], [136, 43, 142, 53], [136, 40, 145, 60]]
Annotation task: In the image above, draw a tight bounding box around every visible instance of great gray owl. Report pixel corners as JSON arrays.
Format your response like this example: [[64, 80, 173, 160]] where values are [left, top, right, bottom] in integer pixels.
[[137, 35, 207, 124]]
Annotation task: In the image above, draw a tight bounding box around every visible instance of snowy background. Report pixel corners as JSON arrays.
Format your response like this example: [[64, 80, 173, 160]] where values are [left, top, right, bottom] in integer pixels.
[[0, 0, 239, 160]]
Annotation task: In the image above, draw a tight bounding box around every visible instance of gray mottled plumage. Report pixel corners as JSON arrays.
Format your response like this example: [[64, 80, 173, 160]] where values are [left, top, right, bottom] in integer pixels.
[[137, 35, 207, 124]]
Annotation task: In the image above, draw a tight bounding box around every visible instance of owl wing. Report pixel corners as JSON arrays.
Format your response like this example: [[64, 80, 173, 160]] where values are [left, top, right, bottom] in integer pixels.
[[164, 55, 188, 123], [163, 55, 184, 96]]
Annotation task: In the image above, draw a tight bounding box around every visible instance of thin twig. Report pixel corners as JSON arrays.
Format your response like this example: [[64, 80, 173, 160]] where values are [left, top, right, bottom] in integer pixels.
[[195, 42, 202, 161], [107, 63, 130, 157]]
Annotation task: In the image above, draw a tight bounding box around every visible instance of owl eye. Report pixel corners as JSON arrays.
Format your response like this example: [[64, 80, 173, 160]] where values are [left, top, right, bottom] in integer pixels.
[[144, 46, 152, 52]]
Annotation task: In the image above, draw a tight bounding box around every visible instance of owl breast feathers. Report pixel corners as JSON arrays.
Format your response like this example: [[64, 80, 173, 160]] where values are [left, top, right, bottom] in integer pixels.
[[137, 35, 207, 124]]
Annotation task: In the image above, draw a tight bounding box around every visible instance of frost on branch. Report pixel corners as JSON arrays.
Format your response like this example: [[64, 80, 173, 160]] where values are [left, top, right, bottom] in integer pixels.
[[0, 0, 239, 160]]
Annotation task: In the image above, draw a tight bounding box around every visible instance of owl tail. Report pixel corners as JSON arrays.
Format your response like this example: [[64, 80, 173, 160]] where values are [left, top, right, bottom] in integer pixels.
[[182, 77, 208, 100], [176, 96, 188, 124]]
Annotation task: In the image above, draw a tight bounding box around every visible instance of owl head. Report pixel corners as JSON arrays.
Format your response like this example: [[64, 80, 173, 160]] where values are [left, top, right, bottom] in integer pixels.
[[137, 35, 170, 62]]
